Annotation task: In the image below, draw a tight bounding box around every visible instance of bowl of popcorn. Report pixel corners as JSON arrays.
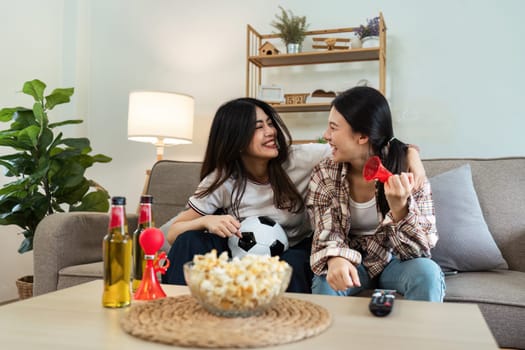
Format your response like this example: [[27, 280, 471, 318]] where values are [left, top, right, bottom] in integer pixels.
[[183, 250, 292, 317]]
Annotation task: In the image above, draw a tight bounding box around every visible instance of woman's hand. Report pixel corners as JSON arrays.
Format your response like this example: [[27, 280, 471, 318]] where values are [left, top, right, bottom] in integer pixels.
[[203, 215, 241, 238], [385, 172, 414, 222], [167, 209, 241, 244], [406, 146, 426, 190], [326, 257, 361, 291]]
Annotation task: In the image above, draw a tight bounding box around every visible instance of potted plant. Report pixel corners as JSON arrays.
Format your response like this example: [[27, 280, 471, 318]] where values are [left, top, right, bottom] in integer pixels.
[[355, 16, 380, 48], [0, 79, 112, 297], [0, 79, 112, 253], [271, 6, 309, 54]]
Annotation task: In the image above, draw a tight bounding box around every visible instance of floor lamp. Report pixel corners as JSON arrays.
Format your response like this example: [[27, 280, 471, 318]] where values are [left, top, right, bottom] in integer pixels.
[[127, 90, 194, 196]]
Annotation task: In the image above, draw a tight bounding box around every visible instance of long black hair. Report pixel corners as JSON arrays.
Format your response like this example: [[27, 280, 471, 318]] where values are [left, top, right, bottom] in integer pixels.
[[332, 86, 408, 216], [197, 97, 304, 217]]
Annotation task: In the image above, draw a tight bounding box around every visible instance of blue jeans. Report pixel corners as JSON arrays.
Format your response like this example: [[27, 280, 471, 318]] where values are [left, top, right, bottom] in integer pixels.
[[312, 257, 445, 302], [161, 230, 314, 293]]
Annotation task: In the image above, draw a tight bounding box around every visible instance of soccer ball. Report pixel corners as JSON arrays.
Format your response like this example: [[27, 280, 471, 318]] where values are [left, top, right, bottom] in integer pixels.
[[228, 216, 289, 258]]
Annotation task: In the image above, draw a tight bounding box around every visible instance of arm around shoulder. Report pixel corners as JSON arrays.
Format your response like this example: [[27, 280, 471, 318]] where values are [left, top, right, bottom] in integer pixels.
[[406, 145, 426, 190]]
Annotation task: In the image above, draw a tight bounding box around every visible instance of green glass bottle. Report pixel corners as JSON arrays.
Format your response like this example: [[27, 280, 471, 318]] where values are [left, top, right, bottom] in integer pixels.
[[132, 195, 154, 292], [102, 196, 132, 308]]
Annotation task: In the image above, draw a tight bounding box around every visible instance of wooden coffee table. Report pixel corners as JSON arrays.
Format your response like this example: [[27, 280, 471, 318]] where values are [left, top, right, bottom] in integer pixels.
[[0, 280, 498, 349]]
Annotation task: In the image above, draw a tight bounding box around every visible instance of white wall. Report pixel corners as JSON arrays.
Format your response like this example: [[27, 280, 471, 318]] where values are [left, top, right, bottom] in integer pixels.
[[1, 0, 524, 302], [0, 0, 67, 302]]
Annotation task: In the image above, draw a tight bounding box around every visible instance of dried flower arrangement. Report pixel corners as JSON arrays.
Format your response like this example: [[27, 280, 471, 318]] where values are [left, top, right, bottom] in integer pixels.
[[355, 16, 380, 39]]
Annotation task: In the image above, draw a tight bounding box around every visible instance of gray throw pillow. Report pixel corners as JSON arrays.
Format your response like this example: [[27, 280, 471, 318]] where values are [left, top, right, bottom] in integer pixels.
[[429, 164, 508, 272]]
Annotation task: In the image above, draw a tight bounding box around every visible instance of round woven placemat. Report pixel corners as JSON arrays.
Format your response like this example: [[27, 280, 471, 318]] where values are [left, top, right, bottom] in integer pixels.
[[120, 295, 331, 348]]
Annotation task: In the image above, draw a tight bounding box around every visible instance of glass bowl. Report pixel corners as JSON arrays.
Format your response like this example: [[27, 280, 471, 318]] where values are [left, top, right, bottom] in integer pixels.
[[183, 254, 292, 317]]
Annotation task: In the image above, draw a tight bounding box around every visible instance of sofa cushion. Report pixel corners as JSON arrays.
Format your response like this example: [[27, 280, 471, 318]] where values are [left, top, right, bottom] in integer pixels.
[[59, 261, 103, 278], [58, 261, 103, 290], [429, 164, 508, 272], [444, 270, 525, 349], [444, 270, 525, 306]]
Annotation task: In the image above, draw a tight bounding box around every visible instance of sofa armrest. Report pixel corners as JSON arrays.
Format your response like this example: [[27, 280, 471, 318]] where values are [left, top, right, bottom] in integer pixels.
[[33, 212, 138, 296]]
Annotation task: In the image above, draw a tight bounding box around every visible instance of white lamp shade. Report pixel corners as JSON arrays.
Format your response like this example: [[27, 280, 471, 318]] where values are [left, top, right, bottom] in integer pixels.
[[127, 91, 194, 145]]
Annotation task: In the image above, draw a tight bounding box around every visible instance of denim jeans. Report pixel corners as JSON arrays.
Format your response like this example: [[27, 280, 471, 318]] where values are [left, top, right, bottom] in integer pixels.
[[312, 257, 445, 302], [161, 230, 314, 293]]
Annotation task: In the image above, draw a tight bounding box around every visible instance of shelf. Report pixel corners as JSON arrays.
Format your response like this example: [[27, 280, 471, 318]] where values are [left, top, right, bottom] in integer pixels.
[[292, 139, 320, 144], [249, 48, 380, 68], [272, 103, 331, 113], [246, 12, 386, 123]]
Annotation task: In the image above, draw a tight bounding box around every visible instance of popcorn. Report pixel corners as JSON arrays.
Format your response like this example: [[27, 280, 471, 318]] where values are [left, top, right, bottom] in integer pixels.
[[185, 250, 291, 314]]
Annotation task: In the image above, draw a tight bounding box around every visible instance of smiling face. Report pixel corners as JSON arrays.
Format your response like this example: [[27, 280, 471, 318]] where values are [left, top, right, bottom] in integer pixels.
[[242, 106, 279, 162], [323, 107, 368, 165]]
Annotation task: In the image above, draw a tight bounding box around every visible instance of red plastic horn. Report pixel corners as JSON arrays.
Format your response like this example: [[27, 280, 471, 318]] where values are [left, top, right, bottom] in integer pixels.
[[363, 156, 392, 183], [134, 228, 170, 301]]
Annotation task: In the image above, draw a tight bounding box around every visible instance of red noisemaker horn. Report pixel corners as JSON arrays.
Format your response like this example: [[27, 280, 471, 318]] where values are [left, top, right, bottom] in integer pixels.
[[363, 156, 392, 183], [133, 227, 170, 301]]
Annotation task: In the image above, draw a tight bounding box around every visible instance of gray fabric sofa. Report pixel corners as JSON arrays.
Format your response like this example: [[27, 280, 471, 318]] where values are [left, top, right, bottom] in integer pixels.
[[33, 158, 525, 349]]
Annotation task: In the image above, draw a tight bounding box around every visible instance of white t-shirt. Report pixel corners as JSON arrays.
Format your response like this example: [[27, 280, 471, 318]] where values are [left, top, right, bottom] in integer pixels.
[[188, 143, 331, 246], [348, 196, 380, 236]]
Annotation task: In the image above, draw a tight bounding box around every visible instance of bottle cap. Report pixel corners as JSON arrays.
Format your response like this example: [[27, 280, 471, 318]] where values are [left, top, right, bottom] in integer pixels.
[[111, 196, 126, 205], [140, 195, 153, 203]]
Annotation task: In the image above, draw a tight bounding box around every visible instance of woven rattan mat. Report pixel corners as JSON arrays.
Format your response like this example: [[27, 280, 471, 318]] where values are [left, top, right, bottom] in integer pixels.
[[120, 295, 331, 348]]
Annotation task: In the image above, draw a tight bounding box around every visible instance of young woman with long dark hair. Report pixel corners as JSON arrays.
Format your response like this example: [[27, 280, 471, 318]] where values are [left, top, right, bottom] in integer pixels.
[[307, 86, 444, 300]]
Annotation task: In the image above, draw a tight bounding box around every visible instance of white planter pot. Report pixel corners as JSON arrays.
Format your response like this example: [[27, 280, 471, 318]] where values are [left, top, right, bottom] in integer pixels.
[[361, 36, 379, 48], [286, 43, 301, 54], [350, 37, 362, 49]]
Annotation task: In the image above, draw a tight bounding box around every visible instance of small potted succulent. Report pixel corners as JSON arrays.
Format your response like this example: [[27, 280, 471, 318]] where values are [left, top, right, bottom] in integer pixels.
[[271, 6, 309, 54], [355, 16, 380, 48]]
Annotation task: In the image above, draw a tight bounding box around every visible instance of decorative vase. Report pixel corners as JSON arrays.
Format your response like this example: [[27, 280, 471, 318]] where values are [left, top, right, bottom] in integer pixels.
[[286, 43, 301, 54], [361, 36, 379, 48], [350, 37, 362, 49]]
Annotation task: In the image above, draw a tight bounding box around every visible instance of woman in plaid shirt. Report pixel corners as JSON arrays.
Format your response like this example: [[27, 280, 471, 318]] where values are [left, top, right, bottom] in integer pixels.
[[307, 86, 445, 301]]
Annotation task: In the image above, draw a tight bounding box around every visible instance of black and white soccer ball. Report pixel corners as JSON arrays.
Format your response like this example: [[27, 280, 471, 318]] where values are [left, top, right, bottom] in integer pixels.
[[228, 216, 289, 258]]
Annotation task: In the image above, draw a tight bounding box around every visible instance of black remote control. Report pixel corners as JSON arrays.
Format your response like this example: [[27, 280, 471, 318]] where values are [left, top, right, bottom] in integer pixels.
[[369, 289, 395, 317]]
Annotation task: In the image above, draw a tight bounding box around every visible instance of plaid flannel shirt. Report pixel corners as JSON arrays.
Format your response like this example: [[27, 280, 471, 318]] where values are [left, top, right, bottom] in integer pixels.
[[306, 157, 437, 278]]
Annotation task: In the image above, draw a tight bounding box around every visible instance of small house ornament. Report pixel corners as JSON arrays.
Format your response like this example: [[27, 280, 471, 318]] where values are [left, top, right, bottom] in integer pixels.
[[259, 41, 280, 56]]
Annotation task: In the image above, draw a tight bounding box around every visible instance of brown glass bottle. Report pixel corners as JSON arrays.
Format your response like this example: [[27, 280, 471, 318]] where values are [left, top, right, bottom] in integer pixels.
[[102, 196, 132, 308], [132, 195, 154, 292]]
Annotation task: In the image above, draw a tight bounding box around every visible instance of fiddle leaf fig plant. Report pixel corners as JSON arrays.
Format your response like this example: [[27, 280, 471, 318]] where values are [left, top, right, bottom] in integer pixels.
[[0, 79, 112, 253]]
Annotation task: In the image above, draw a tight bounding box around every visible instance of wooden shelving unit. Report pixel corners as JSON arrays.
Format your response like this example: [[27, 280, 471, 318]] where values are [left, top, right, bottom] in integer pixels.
[[248, 48, 381, 68], [270, 102, 332, 113], [246, 12, 387, 141]]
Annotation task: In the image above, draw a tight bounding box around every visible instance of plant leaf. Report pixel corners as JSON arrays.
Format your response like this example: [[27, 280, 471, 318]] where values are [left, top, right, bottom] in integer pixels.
[[70, 190, 110, 212], [18, 235, 33, 254], [45, 87, 74, 110], [33, 102, 45, 125], [0, 180, 27, 196], [37, 127, 54, 151], [0, 137, 21, 149], [0, 108, 18, 122], [92, 154, 112, 163], [17, 125, 40, 149], [60, 137, 90, 151], [48, 119, 83, 128], [53, 178, 89, 204], [11, 109, 37, 130], [0, 159, 17, 175], [50, 160, 85, 188], [22, 79, 46, 102]]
